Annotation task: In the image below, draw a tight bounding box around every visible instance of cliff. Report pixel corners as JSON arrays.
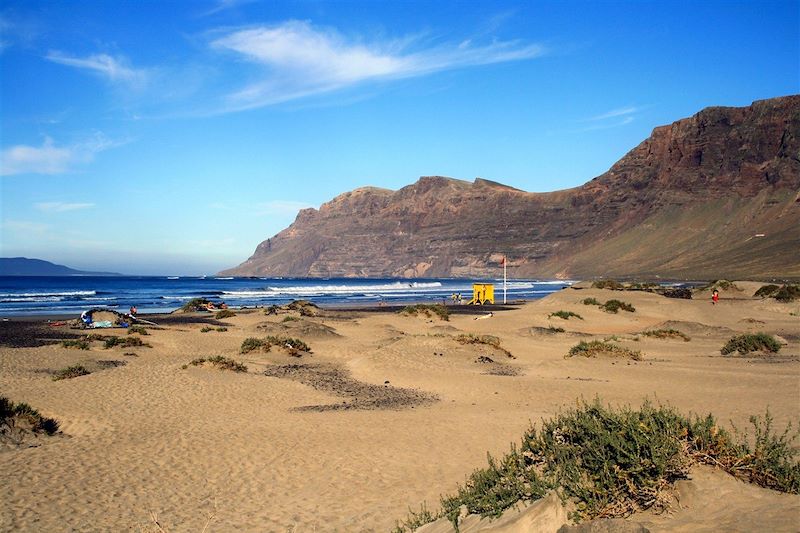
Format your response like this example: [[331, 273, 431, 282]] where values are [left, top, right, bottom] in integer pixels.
[[221, 95, 800, 279]]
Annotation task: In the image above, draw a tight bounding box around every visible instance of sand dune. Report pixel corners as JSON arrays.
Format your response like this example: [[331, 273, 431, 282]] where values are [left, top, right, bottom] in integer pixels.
[[1, 286, 798, 531]]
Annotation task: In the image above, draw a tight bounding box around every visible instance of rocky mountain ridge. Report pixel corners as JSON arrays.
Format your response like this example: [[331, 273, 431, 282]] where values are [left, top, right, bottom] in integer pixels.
[[221, 95, 800, 279]]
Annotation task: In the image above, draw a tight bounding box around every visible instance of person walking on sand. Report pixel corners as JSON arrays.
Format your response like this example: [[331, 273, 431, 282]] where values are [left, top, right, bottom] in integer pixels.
[[712, 289, 719, 305]]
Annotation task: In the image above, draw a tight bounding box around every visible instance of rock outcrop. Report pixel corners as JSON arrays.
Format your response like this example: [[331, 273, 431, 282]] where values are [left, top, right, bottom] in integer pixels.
[[221, 95, 800, 279]]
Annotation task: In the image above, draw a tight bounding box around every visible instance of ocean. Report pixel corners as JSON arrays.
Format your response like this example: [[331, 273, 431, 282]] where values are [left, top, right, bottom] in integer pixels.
[[0, 276, 573, 317]]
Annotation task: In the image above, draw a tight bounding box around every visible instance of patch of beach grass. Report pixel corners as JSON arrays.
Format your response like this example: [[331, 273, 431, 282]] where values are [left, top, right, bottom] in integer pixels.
[[127, 325, 149, 335], [754, 284, 781, 298], [581, 297, 601, 306], [642, 329, 691, 342], [189, 355, 248, 373], [592, 279, 624, 290], [216, 327, 227, 332], [721, 333, 781, 356], [200, 326, 213, 333], [240, 336, 312, 357], [775, 284, 800, 302], [104, 336, 149, 349], [214, 309, 236, 319], [61, 339, 89, 350], [394, 401, 800, 531], [401, 304, 450, 321], [179, 297, 210, 312], [549, 310, 583, 320], [600, 299, 636, 313], [1, 396, 60, 435], [455, 334, 513, 358], [282, 316, 299, 322], [52, 364, 92, 381], [703, 279, 741, 292], [567, 340, 642, 360]]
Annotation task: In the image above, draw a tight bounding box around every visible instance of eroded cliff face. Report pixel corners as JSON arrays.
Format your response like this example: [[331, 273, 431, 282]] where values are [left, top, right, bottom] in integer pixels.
[[221, 95, 800, 279]]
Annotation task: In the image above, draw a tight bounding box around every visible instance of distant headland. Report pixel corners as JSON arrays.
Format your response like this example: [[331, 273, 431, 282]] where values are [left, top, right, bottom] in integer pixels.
[[0, 257, 122, 277]]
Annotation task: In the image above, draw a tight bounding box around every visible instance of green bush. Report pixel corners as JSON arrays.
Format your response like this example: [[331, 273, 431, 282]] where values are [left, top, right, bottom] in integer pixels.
[[582, 297, 601, 306], [0, 396, 60, 435], [127, 326, 149, 335], [601, 299, 636, 313], [592, 280, 624, 290], [549, 310, 583, 320], [189, 355, 248, 373], [567, 340, 641, 360], [721, 333, 781, 355], [215, 309, 236, 319], [52, 364, 92, 381], [282, 316, 299, 322], [200, 326, 213, 333], [394, 401, 800, 531], [704, 279, 740, 292], [642, 329, 690, 342], [61, 339, 89, 350], [401, 304, 450, 321], [754, 284, 781, 298], [180, 297, 210, 312], [104, 336, 148, 349], [240, 336, 311, 356], [774, 285, 800, 303], [216, 327, 228, 332]]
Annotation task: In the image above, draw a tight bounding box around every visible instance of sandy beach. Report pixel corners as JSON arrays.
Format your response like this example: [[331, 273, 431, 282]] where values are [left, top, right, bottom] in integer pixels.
[[1, 283, 799, 532]]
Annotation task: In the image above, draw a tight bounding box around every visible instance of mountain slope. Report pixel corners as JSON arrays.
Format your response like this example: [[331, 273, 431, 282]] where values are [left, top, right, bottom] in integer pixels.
[[221, 95, 800, 279]]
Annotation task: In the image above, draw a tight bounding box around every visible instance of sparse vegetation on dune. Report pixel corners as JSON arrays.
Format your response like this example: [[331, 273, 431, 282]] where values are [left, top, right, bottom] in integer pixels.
[[188, 355, 248, 373], [240, 336, 312, 356], [52, 364, 92, 381], [61, 339, 90, 350], [592, 279, 624, 290], [721, 333, 782, 355], [642, 329, 690, 342], [1, 396, 60, 435], [104, 336, 149, 349], [774, 284, 800, 302], [127, 326, 149, 335], [455, 334, 513, 358], [214, 309, 236, 319], [401, 304, 450, 321], [179, 297, 211, 312], [600, 299, 636, 314], [394, 401, 800, 532], [567, 340, 642, 360], [754, 284, 781, 298], [703, 279, 741, 292], [549, 310, 583, 320], [582, 297, 601, 305]]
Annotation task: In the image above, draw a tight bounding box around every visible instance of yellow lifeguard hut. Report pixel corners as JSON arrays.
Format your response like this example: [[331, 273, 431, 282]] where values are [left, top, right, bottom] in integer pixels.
[[467, 283, 494, 305]]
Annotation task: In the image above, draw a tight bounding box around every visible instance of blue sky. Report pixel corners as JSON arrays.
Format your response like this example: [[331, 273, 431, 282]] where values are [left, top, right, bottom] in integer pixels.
[[1, 0, 798, 275]]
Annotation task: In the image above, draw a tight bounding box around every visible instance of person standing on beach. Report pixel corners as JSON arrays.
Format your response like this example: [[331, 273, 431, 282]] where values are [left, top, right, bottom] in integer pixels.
[[129, 305, 137, 316], [712, 290, 719, 305]]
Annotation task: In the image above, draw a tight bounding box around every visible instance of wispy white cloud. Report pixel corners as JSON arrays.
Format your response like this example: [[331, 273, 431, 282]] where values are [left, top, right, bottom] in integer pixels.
[[35, 202, 95, 212], [254, 200, 314, 216], [46, 51, 148, 86], [0, 133, 124, 176], [210, 20, 546, 111], [586, 106, 641, 122], [200, 0, 255, 17]]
